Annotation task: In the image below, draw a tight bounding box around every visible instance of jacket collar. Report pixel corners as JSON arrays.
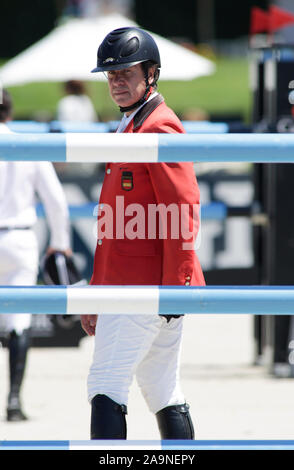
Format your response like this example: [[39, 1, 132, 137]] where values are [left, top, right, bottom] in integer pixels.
[[132, 93, 164, 130]]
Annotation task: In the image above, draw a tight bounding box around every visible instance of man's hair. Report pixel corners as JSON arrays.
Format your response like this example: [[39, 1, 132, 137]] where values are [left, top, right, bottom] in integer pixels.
[[0, 89, 13, 122], [141, 60, 160, 89]]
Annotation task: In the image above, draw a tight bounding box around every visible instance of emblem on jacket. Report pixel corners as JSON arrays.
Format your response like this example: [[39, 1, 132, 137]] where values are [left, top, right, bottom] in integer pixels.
[[121, 171, 133, 191]]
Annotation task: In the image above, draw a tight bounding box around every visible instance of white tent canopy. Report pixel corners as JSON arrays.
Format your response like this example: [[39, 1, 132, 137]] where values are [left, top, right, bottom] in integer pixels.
[[0, 13, 215, 87]]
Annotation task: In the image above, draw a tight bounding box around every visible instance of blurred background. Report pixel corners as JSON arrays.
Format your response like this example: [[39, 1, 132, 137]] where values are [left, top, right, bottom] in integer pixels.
[[1, 0, 294, 434], [0, 0, 266, 122]]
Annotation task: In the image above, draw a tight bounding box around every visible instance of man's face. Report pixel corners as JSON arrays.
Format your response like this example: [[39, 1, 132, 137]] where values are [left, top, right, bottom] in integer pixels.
[[107, 63, 153, 111]]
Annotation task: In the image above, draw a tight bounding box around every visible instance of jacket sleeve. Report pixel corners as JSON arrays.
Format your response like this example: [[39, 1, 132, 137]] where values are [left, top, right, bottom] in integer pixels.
[[35, 162, 71, 250]]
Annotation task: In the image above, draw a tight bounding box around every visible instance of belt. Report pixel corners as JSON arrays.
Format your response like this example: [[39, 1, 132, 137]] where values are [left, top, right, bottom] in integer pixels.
[[0, 226, 31, 231]]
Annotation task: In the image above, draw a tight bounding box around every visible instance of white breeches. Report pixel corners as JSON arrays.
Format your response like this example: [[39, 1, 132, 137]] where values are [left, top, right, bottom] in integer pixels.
[[0, 230, 39, 334], [87, 314, 186, 414]]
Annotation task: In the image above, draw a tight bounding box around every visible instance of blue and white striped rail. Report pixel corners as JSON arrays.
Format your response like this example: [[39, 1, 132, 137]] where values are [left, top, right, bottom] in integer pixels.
[[1, 439, 294, 450], [1, 133, 294, 163], [36, 201, 228, 221], [7, 120, 229, 134], [0, 286, 294, 315], [7, 120, 118, 134]]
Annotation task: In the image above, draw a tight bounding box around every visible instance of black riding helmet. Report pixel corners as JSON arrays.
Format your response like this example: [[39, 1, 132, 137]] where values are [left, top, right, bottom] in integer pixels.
[[91, 27, 161, 112]]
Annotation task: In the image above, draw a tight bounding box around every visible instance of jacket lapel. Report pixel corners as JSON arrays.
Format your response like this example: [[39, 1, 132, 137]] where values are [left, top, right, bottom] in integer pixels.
[[123, 94, 164, 133]]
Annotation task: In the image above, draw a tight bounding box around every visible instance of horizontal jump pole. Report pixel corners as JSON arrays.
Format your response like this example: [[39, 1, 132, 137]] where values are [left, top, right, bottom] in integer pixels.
[[2, 439, 294, 450], [35, 201, 230, 221], [0, 286, 294, 315], [7, 120, 229, 134], [1, 133, 294, 163]]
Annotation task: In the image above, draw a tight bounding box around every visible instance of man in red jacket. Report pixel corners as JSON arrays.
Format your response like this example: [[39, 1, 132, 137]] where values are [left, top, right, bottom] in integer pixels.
[[81, 27, 205, 440]]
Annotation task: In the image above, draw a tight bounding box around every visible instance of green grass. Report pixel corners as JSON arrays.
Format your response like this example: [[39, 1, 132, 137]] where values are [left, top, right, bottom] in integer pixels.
[[160, 56, 252, 122], [1, 56, 252, 122]]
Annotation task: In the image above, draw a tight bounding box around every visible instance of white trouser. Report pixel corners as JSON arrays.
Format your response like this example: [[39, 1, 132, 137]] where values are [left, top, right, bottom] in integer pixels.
[[0, 230, 39, 334], [87, 314, 186, 414]]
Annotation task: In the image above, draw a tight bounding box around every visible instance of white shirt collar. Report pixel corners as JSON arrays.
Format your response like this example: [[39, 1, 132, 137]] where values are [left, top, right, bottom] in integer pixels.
[[116, 92, 158, 133]]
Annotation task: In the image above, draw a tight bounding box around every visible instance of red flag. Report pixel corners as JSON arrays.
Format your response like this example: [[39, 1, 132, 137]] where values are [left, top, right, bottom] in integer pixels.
[[269, 5, 294, 32], [250, 6, 269, 34]]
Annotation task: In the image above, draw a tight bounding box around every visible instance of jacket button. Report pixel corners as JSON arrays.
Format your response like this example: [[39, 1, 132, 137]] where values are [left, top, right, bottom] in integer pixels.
[[185, 281, 190, 286], [186, 275, 191, 281], [106, 168, 111, 174], [98, 239, 103, 246]]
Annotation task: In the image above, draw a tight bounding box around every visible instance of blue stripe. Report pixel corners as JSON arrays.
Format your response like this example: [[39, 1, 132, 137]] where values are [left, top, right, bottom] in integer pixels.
[[162, 444, 294, 450], [8, 121, 50, 133], [50, 121, 111, 133], [158, 285, 294, 315], [0, 133, 66, 162], [182, 121, 229, 134], [162, 439, 294, 446], [157, 133, 294, 163], [36, 201, 226, 221], [0, 286, 67, 314], [0, 441, 69, 450], [201, 202, 227, 220], [36, 201, 98, 219], [161, 439, 294, 450]]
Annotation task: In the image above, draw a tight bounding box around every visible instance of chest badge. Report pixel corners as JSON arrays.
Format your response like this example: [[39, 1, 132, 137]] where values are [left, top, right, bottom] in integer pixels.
[[121, 171, 134, 191]]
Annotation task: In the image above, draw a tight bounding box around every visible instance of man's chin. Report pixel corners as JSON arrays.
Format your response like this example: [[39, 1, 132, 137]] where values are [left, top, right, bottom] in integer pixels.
[[112, 93, 129, 104], [114, 99, 132, 107]]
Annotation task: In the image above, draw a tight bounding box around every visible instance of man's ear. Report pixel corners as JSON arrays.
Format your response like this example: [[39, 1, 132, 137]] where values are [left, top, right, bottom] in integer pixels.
[[148, 65, 156, 85]]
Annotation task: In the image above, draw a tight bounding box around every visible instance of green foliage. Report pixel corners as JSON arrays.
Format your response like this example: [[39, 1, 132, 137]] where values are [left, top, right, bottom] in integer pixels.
[[2, 56, 252, 123], [159, 56, 252, 122]]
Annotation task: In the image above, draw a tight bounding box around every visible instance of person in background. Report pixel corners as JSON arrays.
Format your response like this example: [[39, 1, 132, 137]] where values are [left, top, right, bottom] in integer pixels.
[[57, 80, 97, 122], [0, 89, 71, 421]]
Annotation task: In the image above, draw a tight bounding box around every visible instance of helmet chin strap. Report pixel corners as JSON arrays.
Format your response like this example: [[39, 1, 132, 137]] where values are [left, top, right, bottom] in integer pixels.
[[119, 73, 152, 113]]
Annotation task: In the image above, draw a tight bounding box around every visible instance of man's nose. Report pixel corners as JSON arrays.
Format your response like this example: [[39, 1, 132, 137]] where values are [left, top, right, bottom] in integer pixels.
[[113, 72, 125, 83]]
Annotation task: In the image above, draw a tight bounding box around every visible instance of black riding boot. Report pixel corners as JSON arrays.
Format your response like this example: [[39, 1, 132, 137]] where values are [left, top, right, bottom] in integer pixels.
[[156, 403, 194, 439], [90, 394, 127, 439], [6, 329, 30, 422]]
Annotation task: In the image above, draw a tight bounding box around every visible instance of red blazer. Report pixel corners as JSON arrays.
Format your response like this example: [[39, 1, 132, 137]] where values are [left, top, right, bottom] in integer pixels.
[[90, 94, 205, 287]]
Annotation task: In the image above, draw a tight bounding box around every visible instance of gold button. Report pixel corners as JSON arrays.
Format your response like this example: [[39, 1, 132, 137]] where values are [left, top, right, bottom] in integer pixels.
[[186, 275, 191, 281], [106, 168, 111, 174], [98, 239, 102, 246], [185, 281, 190, 286]]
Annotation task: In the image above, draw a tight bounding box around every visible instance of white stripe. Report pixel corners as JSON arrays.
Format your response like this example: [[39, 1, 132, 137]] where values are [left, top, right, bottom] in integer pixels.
[[69, 441, 162, 450], [66, 133, 159, 163], [66, 286, 160, 315]]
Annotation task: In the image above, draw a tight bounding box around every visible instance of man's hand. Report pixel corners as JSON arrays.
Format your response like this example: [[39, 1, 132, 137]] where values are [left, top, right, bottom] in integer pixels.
[[81, 315, 98, 336], [47, 246, 73, 257]]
